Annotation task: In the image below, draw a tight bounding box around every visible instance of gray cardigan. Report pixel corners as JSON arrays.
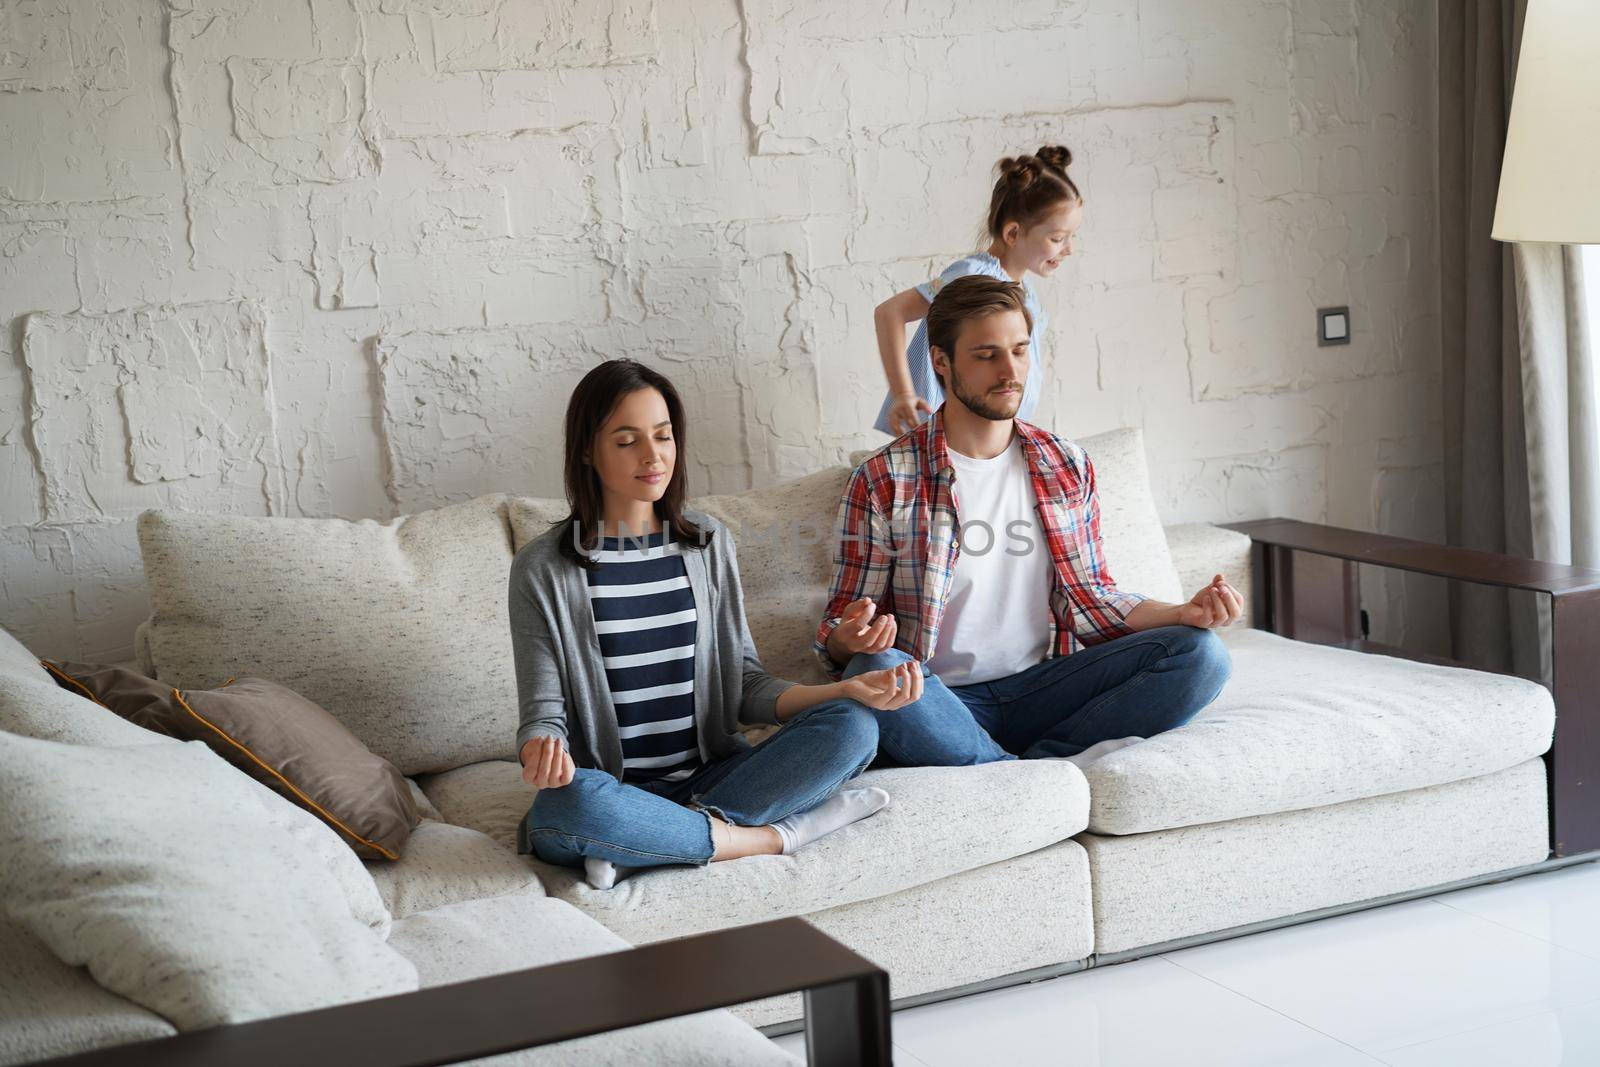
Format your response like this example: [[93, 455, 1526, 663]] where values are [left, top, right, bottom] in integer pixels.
[[508, 508, 797, 778]]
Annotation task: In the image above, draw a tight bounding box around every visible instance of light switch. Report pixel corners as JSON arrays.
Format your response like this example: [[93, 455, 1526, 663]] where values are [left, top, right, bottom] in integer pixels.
[[1318, 306, 1351, 346]]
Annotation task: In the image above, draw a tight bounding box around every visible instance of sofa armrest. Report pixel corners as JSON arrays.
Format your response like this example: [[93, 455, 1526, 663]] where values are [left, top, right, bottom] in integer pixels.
[[33, 918, 890, 1067], [1163, 523, 1254, 626], [1224, 518, 1600, 596], [1226, 517, 1600, 858]]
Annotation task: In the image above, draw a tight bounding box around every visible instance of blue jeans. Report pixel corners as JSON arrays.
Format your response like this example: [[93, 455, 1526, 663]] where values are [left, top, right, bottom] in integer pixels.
[[520, 700, 879, 870], [843, 626, 1231, 763]]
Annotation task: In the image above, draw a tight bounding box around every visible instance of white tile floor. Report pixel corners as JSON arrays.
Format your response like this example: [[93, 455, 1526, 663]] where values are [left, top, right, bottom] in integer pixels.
[[770, 860, 1600, 1066]]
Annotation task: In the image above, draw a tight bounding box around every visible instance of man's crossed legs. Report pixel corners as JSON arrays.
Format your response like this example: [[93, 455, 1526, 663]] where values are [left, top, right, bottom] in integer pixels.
[[842, 626, 1231, 766]]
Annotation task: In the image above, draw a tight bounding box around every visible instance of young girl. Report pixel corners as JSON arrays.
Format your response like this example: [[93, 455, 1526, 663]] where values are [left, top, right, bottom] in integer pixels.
[[873, 145, 1084, 436], [510, 359, 923, 890]]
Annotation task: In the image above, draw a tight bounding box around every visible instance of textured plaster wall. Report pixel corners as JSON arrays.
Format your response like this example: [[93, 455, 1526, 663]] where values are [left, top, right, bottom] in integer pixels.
[[0, 0, 1443, 661]]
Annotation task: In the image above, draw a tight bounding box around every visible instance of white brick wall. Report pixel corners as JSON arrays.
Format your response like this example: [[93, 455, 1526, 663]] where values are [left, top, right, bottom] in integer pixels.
[[0, 0, 1444, 660]]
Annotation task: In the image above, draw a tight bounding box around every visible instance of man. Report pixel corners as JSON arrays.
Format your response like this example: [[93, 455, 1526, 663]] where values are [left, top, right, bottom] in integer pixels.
[[816, 275, 1240, 768]]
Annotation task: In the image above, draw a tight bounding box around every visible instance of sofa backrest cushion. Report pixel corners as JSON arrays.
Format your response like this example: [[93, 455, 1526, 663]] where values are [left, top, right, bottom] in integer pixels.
[[1075, 427, 1184, 604], [691, 467, 855, 686], [0, 734, 417, 1030], [137, 496, 518, 776]]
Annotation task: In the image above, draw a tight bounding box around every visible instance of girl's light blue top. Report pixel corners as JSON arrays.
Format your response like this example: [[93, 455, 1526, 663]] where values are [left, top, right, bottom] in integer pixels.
[[873, 253, 1048, 436]]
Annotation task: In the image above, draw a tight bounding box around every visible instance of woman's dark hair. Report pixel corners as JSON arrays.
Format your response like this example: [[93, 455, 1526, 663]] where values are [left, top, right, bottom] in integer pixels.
[[557, 359, 710, 568], [985, 144, 1082, 240]]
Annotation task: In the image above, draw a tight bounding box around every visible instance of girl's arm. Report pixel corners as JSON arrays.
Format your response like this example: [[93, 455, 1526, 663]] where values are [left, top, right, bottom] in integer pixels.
[[875, 286, 932, 403]]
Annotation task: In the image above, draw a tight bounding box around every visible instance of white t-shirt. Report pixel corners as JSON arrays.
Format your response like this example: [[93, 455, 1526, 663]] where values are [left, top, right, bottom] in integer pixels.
[[926, 435, 1055, 687]]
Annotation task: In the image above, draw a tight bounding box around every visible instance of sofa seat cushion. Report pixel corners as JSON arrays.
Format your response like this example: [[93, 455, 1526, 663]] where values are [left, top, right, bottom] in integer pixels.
[[1084, 628, 1556, 836], [421, 758, 1089, 945], [137, 496, 518, 776], [417, 759, 537, 851], [387, 895, 796, 1066], [734, 839, 1094, 1029], [1082, 759, 1549, 954], [366, 820, 543, 919]]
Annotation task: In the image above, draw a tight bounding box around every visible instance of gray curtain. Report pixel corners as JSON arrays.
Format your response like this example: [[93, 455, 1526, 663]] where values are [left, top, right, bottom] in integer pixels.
[[1439, 0, 1530, 674], [1441, 1, 1596, 681]]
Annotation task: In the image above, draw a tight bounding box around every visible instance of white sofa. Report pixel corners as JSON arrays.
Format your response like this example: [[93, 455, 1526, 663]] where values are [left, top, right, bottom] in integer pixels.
[[0, 428, 1557, 1062]]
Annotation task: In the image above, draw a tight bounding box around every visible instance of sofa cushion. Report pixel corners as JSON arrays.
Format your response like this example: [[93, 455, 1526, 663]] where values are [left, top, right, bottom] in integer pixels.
[[387, 894, 797, 1066], [421, 758, 1089, 945], [1075, 427, 1184, 603], [690, 467, 855, 686], [735, 839, 1094, 1029], [137, 495, 518, 775], [418, 758, 537, 851], [1165, 522, 1254, 626], [0, 657, 177, 750], [0, 734, 416, 1030], [1084, 628, 1557, 836], [0, 917, 176, 1067], [0, 625, 40, 674], [43, 662, 420, 861], [1083, 758, 1550, 954], [366, 820, 543, 919]]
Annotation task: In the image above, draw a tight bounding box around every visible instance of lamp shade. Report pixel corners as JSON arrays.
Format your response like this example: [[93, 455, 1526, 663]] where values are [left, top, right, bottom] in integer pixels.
[[1491, 0, 1600, 243]]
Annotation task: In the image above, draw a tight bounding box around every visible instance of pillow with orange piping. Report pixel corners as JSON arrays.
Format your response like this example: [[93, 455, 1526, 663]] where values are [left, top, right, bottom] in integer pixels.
[[42, 662, 419, 861]]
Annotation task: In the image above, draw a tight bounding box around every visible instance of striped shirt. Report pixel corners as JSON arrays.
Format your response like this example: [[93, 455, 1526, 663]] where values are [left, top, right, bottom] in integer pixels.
[[586, 527, 701, 784], [814, 407, 1146, 679]]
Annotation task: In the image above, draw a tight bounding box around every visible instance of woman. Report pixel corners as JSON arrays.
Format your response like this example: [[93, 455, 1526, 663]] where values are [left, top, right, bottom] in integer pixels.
[[510, 359, 922, 889]]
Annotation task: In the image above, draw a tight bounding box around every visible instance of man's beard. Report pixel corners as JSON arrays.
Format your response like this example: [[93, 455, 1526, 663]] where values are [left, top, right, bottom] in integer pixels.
[[948, 362, 1024, 422]]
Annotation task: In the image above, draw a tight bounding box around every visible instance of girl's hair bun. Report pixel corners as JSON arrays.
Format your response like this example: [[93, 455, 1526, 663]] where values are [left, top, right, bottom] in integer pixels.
[[1035, 145, 1072, 174], [996, 154, 1043, 190], [984, 144, 1082, 240]]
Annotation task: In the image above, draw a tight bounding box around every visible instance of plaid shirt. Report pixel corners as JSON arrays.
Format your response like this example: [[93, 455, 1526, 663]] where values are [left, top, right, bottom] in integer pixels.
[[814, 409, 1146, 679]]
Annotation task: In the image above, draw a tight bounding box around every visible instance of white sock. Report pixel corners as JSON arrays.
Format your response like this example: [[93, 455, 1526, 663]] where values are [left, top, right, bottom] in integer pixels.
[[771, 787, 890, 855], [1063, 736, 1144, 769], [584, 857, 632, 890]]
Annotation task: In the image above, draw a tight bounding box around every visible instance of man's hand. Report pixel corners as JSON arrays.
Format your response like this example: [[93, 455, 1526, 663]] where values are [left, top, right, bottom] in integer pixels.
[[1176, 574, 1244, 629], [520, 735, 576, 789], [838, 661, 924, 711], [827, 597, 898, 662]]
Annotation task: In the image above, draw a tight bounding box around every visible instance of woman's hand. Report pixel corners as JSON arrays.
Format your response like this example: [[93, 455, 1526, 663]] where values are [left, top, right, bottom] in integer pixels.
[[839, 661, 924, 712], [1176, 574, 1245, 629], [886, 393, 933, 436], [520, 735, 576, 789]]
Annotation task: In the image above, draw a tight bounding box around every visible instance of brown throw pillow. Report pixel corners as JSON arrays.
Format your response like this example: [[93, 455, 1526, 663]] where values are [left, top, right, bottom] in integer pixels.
[[42, 661, 419, 861]]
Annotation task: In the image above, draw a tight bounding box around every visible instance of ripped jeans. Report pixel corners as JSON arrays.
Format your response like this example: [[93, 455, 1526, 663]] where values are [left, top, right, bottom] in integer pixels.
[[520, 700, 879, 870]]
